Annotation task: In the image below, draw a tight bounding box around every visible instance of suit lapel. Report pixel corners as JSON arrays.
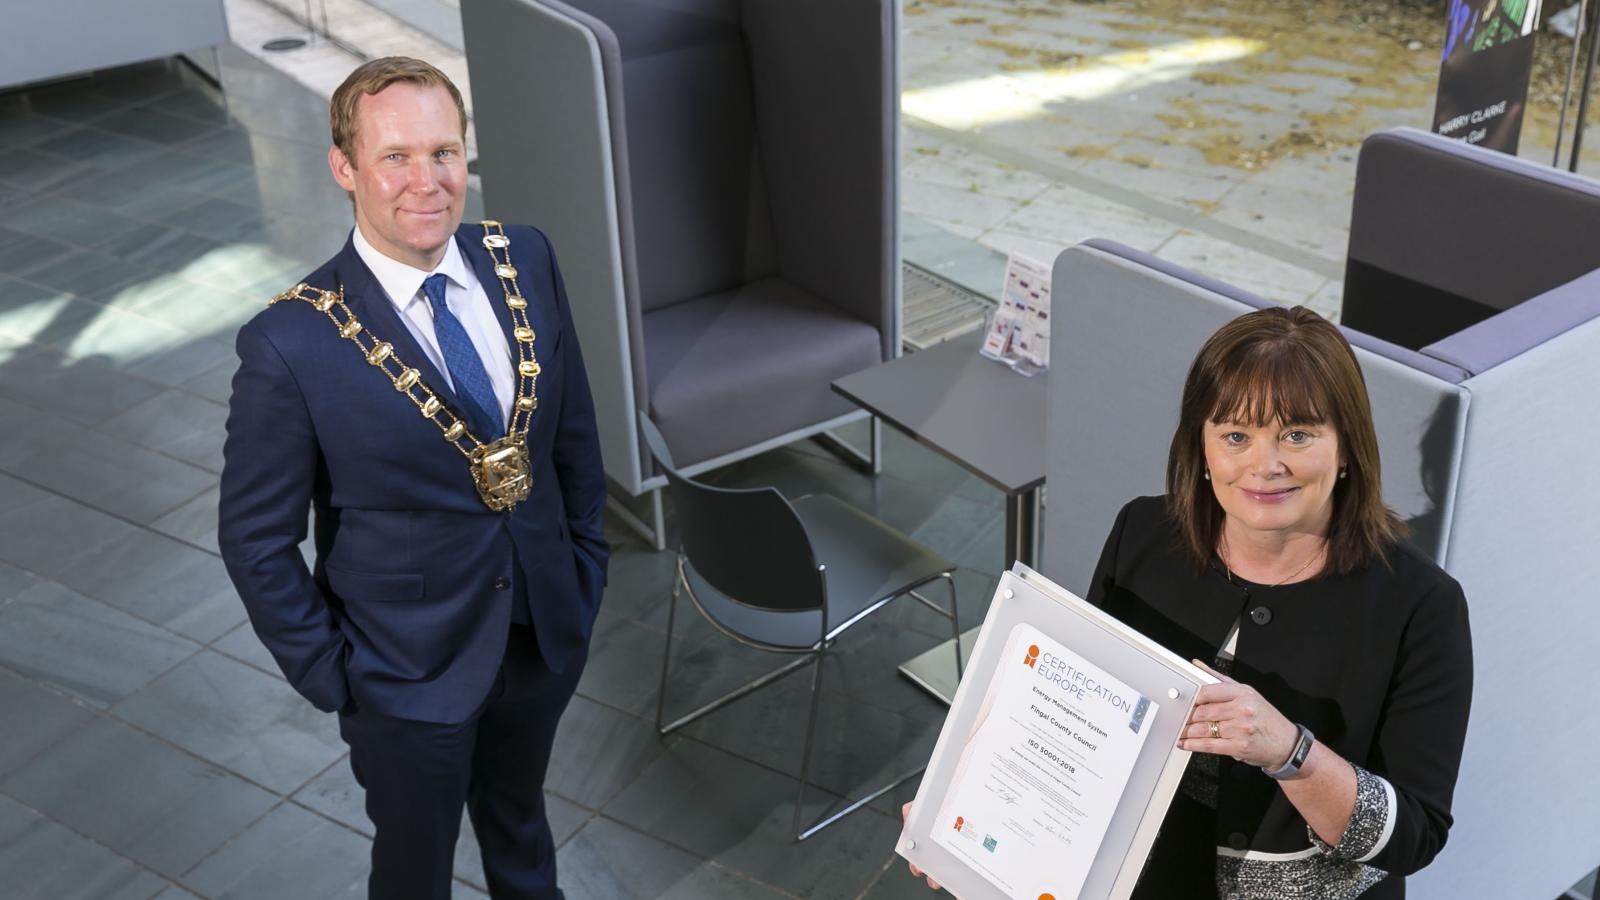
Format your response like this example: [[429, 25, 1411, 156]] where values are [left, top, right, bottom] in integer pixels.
[[332, 237, 467, 415]]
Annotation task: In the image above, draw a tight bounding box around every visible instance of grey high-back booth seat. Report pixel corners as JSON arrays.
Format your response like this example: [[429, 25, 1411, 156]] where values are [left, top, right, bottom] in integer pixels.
[[1342, 127, 1600, 350], [1043, 231, 1600, 896], [462, 0, 900, 545]]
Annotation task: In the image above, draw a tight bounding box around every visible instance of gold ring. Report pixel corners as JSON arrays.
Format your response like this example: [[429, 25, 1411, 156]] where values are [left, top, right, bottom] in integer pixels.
[[1208, 721, 1221, 740]]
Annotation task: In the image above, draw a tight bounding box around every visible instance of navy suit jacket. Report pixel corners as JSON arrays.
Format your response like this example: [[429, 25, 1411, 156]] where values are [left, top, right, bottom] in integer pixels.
[[219, 223, 608, 725]]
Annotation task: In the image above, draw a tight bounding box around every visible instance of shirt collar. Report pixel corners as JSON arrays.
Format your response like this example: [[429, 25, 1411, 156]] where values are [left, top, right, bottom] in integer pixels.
[[350, 225, 474, 314]]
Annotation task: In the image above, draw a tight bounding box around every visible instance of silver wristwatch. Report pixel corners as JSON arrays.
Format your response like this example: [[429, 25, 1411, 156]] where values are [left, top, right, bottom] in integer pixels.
[[1263, 724, 1314, 780]]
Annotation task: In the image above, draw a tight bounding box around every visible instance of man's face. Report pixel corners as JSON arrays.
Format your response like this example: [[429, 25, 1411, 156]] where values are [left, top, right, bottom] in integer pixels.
[[329, 82, 467, 270]]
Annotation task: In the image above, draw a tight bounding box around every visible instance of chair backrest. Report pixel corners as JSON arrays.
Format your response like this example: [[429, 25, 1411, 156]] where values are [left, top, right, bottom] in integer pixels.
[[1343, 127, 1600, 350], [636, 413, 824, 612], [558, 0, 777, 315], [556, 0, 897, 331]]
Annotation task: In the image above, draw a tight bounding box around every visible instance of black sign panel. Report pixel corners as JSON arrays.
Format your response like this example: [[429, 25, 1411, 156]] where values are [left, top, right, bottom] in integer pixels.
[[1431, 0, 1543, 153]]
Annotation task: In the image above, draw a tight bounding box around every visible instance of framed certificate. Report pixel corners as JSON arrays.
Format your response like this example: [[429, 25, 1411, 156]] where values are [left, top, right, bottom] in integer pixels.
[[897, 563, 1217, 900]]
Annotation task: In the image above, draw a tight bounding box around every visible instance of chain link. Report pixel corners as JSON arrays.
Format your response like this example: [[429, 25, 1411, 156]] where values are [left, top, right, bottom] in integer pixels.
[[269, 221, 542, 461]]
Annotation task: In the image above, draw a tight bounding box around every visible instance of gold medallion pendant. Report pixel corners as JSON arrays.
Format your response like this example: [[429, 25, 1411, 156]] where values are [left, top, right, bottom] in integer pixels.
[[271, 221, 543, 513], [470, 434, 531, 511]]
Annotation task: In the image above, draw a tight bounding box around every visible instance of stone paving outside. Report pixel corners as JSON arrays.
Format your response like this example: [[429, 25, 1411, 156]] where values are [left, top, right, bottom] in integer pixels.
[[899, 0, 1600, 313], [2, 1, 1599, 899]]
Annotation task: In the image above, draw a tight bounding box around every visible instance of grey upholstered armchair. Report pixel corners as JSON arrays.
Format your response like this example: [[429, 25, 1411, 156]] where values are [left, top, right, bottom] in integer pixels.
[[1041, 131, 1600, 898], [463, 0, 901, 547]]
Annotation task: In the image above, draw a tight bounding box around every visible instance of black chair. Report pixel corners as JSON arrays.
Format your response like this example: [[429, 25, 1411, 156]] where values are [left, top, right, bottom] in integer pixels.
[[639, 412, 962, 840]]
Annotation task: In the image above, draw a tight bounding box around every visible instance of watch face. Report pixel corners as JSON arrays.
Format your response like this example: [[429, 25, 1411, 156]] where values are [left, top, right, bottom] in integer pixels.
[[1292, 728, 1313, 765]]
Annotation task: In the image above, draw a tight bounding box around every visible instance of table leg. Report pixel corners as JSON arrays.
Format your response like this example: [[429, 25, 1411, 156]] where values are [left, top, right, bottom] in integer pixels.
[[898, 627, 979, 706], [900, 487, 1041, 705], [1005, 487, 1041, 568]]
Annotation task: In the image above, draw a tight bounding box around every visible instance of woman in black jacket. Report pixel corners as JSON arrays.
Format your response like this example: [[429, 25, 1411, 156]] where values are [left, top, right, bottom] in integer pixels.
[[911, 306, 1472, 898]]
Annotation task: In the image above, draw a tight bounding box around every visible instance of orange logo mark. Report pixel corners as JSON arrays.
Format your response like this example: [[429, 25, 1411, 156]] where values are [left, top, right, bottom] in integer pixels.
[[1023, 644, 1040, 668], [1039, 894, 1057, 900], [954, 816, 964, 830]]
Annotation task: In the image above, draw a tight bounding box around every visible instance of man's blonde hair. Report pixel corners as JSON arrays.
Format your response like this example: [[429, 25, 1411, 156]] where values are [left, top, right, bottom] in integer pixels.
[[329, 56, 467, 163]]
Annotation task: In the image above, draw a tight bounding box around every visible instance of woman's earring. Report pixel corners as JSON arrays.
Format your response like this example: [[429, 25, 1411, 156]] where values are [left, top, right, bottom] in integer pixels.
[[1203, 470, 1210, 481], [1339, 467, 1348, 480]]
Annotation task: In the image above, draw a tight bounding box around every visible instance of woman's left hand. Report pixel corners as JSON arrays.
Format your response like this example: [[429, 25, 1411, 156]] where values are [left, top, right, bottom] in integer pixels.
[[1179, 661, 1299, 769]]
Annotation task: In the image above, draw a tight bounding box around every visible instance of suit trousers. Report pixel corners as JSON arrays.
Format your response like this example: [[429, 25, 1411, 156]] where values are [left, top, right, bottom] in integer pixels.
[[338, 624, 586, 900]]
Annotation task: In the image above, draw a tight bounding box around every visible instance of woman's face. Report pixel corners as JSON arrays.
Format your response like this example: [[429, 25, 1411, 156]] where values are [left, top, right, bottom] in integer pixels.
[[1203, 417, 1342, 540]]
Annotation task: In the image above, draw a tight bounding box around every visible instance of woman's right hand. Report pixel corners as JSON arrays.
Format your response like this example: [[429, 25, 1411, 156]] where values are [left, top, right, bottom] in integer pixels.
[[901, 802, 942, 891]]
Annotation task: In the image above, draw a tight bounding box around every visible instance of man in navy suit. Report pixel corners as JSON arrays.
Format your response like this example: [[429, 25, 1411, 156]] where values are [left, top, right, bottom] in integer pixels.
[[219, 57, 607, 899]]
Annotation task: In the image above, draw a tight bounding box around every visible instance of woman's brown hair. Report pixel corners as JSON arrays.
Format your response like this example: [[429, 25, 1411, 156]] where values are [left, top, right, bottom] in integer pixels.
[[1165, 306, 1404, 575]]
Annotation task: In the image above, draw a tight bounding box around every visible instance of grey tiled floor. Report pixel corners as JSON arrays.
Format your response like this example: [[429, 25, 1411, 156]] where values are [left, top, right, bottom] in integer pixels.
[[0, 50, 1003, 899]]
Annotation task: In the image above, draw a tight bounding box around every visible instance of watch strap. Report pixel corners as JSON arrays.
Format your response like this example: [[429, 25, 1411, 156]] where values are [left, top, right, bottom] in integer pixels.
[[1263, 724, 1314, 780]]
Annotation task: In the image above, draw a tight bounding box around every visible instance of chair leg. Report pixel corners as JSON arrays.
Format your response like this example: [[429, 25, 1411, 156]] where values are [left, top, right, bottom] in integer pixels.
[[650, 488, 665, 552], [792, 631, 930, 841], [656, 565, 817, 735], [944, 571, 963, 680], [654, 571, 681, 735], [793, 646, 828, 840], [869, 416, 882, 475]]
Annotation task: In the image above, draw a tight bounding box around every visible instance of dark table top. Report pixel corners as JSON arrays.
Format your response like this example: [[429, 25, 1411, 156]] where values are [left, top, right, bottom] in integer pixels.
[[831, 331, 1047, 495]]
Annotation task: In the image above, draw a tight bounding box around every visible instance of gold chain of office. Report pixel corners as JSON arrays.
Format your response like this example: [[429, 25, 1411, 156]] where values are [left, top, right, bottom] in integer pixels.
[[269, 220, 539, 511]]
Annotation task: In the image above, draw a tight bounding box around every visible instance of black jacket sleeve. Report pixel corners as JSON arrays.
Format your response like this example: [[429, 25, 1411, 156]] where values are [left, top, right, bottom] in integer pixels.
[[218, 319, 350, 713], [1085, 499, 1135, 608], [1367, 575, 1474, 875]]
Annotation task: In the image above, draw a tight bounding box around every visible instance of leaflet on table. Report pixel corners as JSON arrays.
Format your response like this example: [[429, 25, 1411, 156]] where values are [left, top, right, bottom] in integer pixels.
[[979, 253, 1052, 376], [932, 621, 1157, 900]]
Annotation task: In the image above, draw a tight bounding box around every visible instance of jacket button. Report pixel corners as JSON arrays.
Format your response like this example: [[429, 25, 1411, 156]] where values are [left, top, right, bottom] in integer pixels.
[[1228, 832, 1249, 851], [493, 577, 510, 590], [1249, 606, 1272, 626]]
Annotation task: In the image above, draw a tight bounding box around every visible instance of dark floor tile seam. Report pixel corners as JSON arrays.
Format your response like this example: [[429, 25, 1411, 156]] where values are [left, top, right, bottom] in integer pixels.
[[660, 726, 904, 819], [169, 796, 299, 889], [82, 79, 195, 111], [758, 442, 1007, 514], [171, 794, 382, 897], [852, 855, 913, 900], [0, 663, 110, 774], [693, 857, 810, 900], [171, 379, 240, 409], [79, 420, 227, 478], [92, 698, 316, 807], [0, 549, 221, 665], [36, 122, 174, 166], [0, 267, 244, 351], [0, 140, 92, 178], [0, 784, 181, 899], [0, 483, 232, 637], [582, 618, 958, 755], [0, 425, 222, 518], [0, 462, 221, 557], [203, 632, 288, 683], [10, 190, 288, 264]]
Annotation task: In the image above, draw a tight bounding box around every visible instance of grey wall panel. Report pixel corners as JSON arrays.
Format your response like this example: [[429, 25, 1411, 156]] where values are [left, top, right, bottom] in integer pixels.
[[462, 0, 643, 493], [3, 0, 227, 89], [1410, 315, 1600, 900]]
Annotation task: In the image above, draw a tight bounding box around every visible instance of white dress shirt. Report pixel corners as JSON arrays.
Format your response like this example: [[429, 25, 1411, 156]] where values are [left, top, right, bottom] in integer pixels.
[[351, 226, 514, 428]]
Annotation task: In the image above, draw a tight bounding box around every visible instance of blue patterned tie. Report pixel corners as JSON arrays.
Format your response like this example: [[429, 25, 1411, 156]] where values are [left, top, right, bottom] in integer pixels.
[[422, 274, 504, 440]]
